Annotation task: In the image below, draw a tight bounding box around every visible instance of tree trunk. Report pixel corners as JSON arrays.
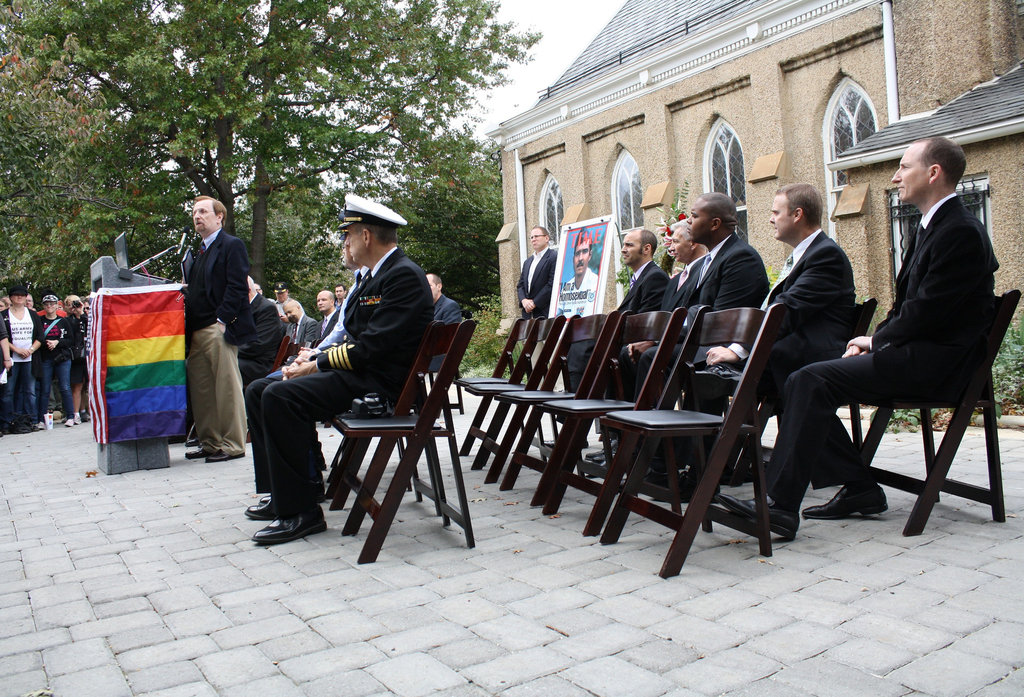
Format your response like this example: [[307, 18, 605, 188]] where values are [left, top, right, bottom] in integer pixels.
[[250, 155, 271, 284]]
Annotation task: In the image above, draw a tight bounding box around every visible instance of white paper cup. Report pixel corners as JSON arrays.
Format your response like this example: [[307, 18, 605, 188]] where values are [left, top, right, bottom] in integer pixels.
[[44, 413, 53, 430]]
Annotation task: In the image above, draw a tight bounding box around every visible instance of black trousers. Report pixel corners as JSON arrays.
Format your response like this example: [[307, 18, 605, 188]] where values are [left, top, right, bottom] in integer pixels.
[[246, 370, 384, 518], [766, 352, 947, 510]]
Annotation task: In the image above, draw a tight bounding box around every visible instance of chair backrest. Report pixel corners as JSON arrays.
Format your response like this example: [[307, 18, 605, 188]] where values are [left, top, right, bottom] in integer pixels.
[[852, 298, 878, 337], [270, 335, 294, 372], [520, 315, 569, 390], [624, 308, 689, 408], [489, 317, 534, 381], [957, 290, 1021, 404], [602, 310, 687, 401], [409, 321, 477, 436], [540, 313, 625, 397]]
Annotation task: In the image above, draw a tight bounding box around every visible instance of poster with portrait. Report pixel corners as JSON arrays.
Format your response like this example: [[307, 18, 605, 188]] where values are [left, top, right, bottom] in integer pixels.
[[548, 216, 616, 318]]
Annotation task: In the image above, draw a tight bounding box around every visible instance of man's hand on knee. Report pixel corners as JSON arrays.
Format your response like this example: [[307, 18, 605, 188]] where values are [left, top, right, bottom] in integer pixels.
[[628, 340, 655, 361], [843, 336, 871, 358], [283, 360, 317, 380]]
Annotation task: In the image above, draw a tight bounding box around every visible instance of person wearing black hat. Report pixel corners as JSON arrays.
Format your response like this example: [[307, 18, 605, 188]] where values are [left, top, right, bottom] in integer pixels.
[[183, 195, 257, 463], [1, 286, 44, 433], [243, 194, 434, 545], [272, 281, 303, 319]]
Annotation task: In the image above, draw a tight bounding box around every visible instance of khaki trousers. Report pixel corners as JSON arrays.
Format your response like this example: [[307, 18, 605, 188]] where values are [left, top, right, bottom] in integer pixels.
[[187, 324, 246, 456]]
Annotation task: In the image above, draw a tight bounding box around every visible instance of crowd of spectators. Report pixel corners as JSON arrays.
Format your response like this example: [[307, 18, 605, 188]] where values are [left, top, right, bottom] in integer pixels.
[[1, 288, 91, 434]]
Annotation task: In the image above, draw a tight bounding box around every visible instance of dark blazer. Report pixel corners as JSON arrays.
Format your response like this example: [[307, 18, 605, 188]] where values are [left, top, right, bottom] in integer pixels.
[[683, 234, 769, 312], [660, 260, 703, 312], [765, 233, 857, 389], [871, 196, 997, 390], [434, 294, 463, 324], [317, 310, 340, 345], [188, 231, 257, 346], [238, 294, 285, 385], [317, 248, 434, 396], [619, 262, 669, 314], [516, 248, 557, 318], [290, 314, 320, 346]]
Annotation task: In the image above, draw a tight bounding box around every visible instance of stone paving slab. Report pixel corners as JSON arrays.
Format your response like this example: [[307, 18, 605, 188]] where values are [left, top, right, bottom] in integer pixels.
[[1, 394, 1023, 696]]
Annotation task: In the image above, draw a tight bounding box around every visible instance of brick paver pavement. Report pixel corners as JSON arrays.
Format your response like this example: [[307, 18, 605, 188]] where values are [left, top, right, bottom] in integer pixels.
[[1, 396, 1022, 696]]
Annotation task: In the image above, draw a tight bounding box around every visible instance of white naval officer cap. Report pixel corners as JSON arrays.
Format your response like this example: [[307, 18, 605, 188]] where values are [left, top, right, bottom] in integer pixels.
[[338, 193, 407, 230]]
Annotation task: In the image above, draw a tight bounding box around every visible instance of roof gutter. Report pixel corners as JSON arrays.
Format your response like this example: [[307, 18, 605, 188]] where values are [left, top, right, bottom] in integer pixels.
[[828, 115, 1024, 170]]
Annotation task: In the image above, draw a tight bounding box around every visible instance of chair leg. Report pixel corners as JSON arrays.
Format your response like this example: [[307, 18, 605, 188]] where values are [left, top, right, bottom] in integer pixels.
[[859, 407, 892, 466], [903, 404, 974, 536], [483, 402, 530, 484], [471, 398, 514, 471], [342, 437, 401, 536], [583, 430, 641, 537], [600, 436, 661, 545], [328, 437, 371, 511], [358, 439, 430, 564], [460, 394, 493, 456], [498, 408, 547, 490], [534, 416, 591, 511], [849, 403, 864, 449], [982, 384, 1005, 523]]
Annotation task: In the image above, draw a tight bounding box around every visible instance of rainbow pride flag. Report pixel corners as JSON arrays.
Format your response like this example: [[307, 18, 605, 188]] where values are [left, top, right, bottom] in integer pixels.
[[89, 285, 187, 443]]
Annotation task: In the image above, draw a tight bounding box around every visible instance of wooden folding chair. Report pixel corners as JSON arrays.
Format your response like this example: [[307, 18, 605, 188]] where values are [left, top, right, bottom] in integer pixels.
[[531, 309, 689, 516], [465, 316, 567, 472], [487, 312, 626, 491], [456, 318, 538, 457], [856, 289, 1019, 536], [597, 304, 787, 578], [270, 335, 299, 372], [326, 320, 477, 563]]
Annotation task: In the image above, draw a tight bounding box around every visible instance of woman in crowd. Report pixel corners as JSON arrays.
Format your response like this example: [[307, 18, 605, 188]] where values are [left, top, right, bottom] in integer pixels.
[[1, 286, 43, 433], [65, 294, 89, 423], [36, 293, 76, 428]]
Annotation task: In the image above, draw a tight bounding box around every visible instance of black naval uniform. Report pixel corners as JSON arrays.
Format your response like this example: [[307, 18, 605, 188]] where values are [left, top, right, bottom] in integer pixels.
[[245, 248, 433, 518]]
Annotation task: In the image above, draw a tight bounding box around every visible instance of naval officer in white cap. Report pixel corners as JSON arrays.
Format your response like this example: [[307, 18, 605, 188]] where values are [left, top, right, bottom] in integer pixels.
[[243, 193, 435, 545]]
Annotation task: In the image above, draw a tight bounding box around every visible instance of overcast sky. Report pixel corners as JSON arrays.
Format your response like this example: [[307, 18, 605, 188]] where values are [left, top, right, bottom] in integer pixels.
[[474, 0, 626, 138]]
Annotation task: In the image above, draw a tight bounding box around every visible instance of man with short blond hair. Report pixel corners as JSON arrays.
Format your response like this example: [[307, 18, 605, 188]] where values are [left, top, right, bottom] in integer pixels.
[[720, 137, 998, 540]]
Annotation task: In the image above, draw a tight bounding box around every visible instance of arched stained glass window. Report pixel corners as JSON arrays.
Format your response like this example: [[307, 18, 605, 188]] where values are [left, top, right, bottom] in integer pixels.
[[705, 121, 747, 239], [540, 175, 564, 244], [612, 151, 643, 233], [824, 80, 878, 235]]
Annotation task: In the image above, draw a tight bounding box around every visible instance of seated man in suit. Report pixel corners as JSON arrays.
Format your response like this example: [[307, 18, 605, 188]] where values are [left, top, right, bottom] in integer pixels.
[[243, 194, 434, 545], [427, 274, 462, 324], [719, 137, 998, 540], [283, 299, 320, 346], [237, 276, 285, 387], [314, 290, 340, 346], [702, 183, 856, 401], [516, 226, 556, 319]]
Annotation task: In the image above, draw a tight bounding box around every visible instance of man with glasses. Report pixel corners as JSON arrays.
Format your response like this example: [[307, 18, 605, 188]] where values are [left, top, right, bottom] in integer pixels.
[[516, 226, 557, 319]]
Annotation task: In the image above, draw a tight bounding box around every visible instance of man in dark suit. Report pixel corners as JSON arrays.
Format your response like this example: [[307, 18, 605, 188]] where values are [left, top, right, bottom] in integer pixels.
[[618, 228, 669, 313], [427, 274, 463, 324], [283, 300, 320, 346], [702, 183, 856, 400], [314, 290, 340, 345], [516, 226, 557, 318], [620, 193, 768, 400], [243, 194, 434, 545], [237, 276, 285, 387], [720, 137, 998, 540], [184, 196, 257, 463]]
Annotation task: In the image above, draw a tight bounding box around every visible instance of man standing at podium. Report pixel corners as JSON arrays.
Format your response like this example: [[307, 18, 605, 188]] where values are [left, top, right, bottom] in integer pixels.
[[184, 196, 256, 463]]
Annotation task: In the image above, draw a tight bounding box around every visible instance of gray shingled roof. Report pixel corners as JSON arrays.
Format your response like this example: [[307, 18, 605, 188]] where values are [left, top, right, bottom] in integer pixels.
[[839, 63, 1024, 157], [538, 0, 771, 102]]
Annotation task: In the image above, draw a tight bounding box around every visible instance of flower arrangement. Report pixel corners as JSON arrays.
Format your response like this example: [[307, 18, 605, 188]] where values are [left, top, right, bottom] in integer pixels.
[[656, 182, 690, 275]]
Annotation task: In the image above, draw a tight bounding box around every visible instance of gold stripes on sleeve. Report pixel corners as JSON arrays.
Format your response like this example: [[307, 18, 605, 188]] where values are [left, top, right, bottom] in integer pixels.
[[324, 343, 355, 371]]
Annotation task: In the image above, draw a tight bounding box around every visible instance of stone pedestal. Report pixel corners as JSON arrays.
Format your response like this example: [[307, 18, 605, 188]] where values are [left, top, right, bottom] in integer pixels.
[[90, 256, 175, 475]]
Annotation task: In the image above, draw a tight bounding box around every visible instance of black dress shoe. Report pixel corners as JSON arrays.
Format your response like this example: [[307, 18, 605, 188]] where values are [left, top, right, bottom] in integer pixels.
[[185, 437, 200, 447], [252, 509, 327, 545], [802, 485, 887, 520], [205, 450, 245, 463], [245, 499, 276, 521], [185, 448, 213, 460], [716, 493, 799, 540]]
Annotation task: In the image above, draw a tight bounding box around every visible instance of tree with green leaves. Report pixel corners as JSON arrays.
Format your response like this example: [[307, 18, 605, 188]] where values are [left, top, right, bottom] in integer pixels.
[[2, 0, 535, 292]]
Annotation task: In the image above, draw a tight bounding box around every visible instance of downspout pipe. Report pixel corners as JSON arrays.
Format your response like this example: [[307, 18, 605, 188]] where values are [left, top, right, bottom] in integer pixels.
[[514, 148, 527, 266], [882, 0, 900, 122]]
